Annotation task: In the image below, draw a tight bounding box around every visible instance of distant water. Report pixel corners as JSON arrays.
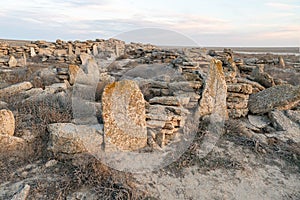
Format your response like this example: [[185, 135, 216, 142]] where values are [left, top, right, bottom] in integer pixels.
[[234, 51, 300, 56], [206, 47, 300, 56]]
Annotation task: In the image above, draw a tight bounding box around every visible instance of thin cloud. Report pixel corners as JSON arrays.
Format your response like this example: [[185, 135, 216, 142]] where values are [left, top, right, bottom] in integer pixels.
[[169, 15, 232, 34], [21, 18, 44, 24], [246, 24, 300, 46], [266, 2, 300, 10], [115, 28, 199, 46], [50, 0, 109, 6], [0, 0, 299, 46]]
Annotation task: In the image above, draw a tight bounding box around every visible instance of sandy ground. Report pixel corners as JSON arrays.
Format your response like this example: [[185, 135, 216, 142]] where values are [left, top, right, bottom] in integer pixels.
[[134, 138, 300, 200]]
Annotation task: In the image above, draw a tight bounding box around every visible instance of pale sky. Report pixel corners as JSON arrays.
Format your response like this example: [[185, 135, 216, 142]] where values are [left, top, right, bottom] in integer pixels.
[[0, 0, 299, 46]]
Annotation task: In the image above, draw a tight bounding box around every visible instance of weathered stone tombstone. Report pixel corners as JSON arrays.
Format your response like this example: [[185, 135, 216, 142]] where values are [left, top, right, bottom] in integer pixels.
[[198, 59, 228, 118], [75, 47, 81, 55], [68, 43, 74, 55], [0, 109, 15, 136], [196, 59, 228, 158], [279, 56, 285, 68], [22, 52, 27, 66], [72, 57, 99, 125], [92, 44, 98, 56], [68, 64, 80, 85], [80, 53, 90, 65], [8, 55, 17, 67], [102, 80, 147, 151], [30, 47, 36, 57]]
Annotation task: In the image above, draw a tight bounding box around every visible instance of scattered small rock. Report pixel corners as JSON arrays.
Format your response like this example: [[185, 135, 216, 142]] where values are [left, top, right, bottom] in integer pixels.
[[268, 110, 300, 132], [45, 159, 58, 168], [0, 101, 8, 109], [248, 114, 271, 128], [11, 184, 30, 200]]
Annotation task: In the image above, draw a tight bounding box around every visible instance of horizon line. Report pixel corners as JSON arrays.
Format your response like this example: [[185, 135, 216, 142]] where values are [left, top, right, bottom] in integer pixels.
[[0, 38, 299, 48]]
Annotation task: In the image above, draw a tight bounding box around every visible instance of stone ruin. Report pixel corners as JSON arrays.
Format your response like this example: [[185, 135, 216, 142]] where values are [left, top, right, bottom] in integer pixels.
[[0, 39, 122, 67], [1, 39, 300, 165]]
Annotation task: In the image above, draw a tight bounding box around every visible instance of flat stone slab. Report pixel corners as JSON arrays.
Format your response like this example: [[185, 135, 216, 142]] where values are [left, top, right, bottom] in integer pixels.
[[248, 85, 300, 114], [268, 110, 300, 132], [47, 123, 103, 155], [248, 115, 271, 128], [285, 110, 300, 126], [149, 96, 181, 106], [227, 83, 253, 94], [123, 64, 177, 79], [0, 81, 33, 97]]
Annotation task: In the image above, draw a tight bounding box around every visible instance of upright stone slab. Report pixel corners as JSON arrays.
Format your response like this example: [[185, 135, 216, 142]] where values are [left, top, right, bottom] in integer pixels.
[[68, 64, 80, 85], [102, 80, 147, 151], [30, 47, 36, 57], [198, 59, 228, 118], [72, 58, 99, 125], [92, 44, 98, 56], [68, 43, 74, 55], [22, 52, 27, 66], [80, 53, 90, 65], [8, 56, 17, 67], [279, 56, 285, 68], [0, 109, 15, 136]]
